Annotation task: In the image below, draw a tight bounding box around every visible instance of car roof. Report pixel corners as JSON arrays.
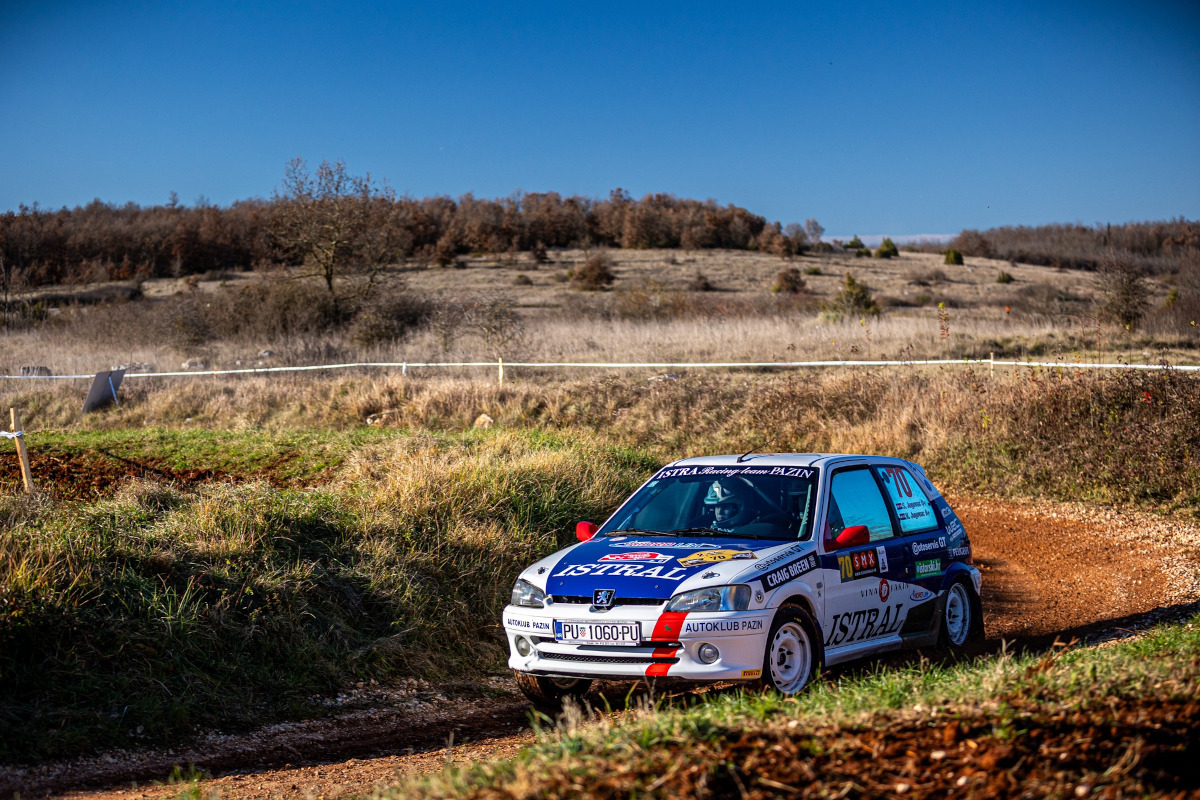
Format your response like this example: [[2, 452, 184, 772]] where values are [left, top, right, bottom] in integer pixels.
[[665, 453, 918, 470]]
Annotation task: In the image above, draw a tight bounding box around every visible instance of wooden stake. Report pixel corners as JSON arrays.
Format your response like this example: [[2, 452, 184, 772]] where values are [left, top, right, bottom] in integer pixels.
[[498, 357, 504, 385], [10, 407, 34, 495], [990, 352, 995, 377]]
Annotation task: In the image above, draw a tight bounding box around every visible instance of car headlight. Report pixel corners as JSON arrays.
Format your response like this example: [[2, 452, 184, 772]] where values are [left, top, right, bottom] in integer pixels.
[[511, 578, 546, 608], [665, 585, 751, 613]]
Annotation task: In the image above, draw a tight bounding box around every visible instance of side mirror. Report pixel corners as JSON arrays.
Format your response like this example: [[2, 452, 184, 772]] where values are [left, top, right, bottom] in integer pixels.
[[835, 524, 870, 549], [576, 521, 598, 542]]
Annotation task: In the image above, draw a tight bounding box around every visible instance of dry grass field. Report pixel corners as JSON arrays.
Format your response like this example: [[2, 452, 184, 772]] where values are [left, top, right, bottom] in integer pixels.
[[2, 248, 1196, 378]]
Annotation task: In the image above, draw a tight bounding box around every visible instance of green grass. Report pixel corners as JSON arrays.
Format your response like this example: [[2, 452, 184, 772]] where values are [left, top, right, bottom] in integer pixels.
[[0, 429, 656, 762], [404, 614, 1200, 799]]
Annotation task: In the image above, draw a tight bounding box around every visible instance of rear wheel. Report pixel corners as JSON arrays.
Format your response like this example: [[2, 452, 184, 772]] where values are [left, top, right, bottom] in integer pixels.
[[938, 579, 979, 650], [513, 671, 593, 708], [759, 606, 822, 695]]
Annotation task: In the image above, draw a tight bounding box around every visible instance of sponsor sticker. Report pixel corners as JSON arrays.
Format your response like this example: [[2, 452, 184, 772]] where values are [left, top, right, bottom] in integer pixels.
[[946, 519, 965, 542], [758, 553, 819, 590], [678, 548, 758, 567], [654, 465, 817, 480], [837, 548, 879, 582], [876, 545, 889, 573], [753, 544, 807, 570], [610, 540, 719, 550], [552, 563, 691, 581], [915, 558, 943, 578], [909, 588, 934, 602], [879, 578, 890, 602], [911, 537, 946, 555], [825, 603, 906, 646], [741, 668, 762, 678], [948, 546, 971, 559], [682, 619, 765, 634], [598, 551, 672, 564], [503, 614, 554, 634]]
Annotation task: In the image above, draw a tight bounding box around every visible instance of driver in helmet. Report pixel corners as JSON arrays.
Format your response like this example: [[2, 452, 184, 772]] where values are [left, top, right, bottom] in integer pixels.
[[704, 479, 759, 531]]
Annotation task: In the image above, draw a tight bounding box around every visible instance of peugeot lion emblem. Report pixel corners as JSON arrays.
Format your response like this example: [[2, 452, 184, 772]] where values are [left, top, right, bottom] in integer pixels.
[[593, 588, 616, 609]]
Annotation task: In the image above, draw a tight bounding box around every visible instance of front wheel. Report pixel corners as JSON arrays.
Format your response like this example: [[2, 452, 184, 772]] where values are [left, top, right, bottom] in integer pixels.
[[938, 579, 981, 650], [759, 606, 823, 695], [513, 671, 593, 708]]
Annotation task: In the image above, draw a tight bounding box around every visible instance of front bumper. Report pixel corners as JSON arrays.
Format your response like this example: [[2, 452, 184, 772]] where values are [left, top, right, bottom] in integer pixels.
[[503, 603, 771, 681]]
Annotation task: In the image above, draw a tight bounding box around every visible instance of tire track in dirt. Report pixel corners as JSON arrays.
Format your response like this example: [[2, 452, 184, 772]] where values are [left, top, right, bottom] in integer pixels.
[[6, 496, 1199, 800]]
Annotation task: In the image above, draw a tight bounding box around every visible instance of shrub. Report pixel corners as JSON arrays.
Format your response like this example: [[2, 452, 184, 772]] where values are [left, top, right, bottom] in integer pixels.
[[771, 268, 807, 294], [802, 266, 822, 276], [944, 249, 964, 265], [514, 274, 534, 286], [349, 291, 433, 347], [825, 272, 880, 316], [690, 271, 714, 292], [845, 235, 866, 250], [572, 251, 616, 291], [996, 271, 1014, 284], [873, 238, 899, 259]]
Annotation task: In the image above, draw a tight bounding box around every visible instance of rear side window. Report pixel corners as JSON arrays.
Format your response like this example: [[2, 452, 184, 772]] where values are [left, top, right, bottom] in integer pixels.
[[827, 468, 895, 543], [874, 465, 940, 534]]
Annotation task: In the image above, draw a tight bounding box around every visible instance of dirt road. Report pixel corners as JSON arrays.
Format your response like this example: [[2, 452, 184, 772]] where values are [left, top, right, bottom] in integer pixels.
[[5, 495, 1198, 800]]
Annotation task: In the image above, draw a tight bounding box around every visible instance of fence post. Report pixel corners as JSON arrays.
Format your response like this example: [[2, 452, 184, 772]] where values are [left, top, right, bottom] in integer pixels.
[[498, 357, 505, 385], [9, 407, 34, 495], [990, 352, 995, 378]]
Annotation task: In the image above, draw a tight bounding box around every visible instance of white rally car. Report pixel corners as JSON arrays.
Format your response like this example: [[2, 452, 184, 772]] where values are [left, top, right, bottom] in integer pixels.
[[503, 454, 983, 705]]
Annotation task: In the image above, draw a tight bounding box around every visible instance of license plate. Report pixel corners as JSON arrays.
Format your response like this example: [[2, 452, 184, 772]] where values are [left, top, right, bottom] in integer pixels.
[[554, 620, 642, 646]]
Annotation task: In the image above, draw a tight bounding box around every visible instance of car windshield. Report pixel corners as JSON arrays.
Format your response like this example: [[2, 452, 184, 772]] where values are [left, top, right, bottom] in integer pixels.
[[598, 464, 820, 541]]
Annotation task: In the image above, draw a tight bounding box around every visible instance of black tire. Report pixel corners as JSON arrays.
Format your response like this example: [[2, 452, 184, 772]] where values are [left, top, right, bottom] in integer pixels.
[[938, 578, 981, 650], [513, 671, 593, 708], [758, 606, 823, 695]]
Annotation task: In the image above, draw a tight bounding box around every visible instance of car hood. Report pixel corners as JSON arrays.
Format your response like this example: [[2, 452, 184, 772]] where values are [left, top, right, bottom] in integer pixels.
[[543, 535, 795, 600]]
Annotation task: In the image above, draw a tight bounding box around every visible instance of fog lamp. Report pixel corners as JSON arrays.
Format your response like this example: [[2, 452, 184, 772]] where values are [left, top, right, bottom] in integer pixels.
[[698, 643, 720, 664], [515, 636, 533, 657]]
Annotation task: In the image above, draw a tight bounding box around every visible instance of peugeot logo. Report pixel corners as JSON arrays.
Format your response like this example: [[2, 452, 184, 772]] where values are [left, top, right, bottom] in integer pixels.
[[593, 589, 615, 609]]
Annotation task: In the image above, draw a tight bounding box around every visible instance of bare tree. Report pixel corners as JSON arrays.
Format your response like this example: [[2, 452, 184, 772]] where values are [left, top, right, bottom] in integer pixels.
[[804, 218, 824, 247], [0, 253, 29, 330], [1097, 250, 1150, 329], [783, 222, 809, 253], [271, 158, 409, 311]]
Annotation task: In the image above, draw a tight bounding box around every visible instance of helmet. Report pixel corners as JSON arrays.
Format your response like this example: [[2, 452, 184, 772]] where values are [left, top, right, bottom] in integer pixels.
[[703, 479, 753, 526]]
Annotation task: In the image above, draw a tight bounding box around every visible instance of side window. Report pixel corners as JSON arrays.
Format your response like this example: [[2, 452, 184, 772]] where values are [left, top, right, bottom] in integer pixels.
[[828, 469, 895, 544], [874, 466, 939, 534]]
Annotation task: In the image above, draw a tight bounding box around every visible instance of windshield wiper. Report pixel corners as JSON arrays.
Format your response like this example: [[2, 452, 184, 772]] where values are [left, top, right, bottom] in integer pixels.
[[671, 527, 776, 540], [604, 528, 679, 537]]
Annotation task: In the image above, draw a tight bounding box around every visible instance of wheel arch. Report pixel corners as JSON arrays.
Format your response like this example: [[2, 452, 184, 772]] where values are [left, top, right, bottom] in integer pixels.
[[771, 592, 826, 666]]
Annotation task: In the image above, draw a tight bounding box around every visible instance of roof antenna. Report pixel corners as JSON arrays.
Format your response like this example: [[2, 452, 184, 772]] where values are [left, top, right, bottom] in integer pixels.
[[737, 438, 772, 463]]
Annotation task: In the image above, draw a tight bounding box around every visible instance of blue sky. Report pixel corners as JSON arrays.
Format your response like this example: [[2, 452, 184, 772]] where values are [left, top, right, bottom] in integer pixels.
[[2, 1, 1197, 237]]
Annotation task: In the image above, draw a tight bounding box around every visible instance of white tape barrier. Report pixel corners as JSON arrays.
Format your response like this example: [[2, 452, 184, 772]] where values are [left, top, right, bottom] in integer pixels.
[[0, 430, 23, 438], [2, 358, 1199, 380]]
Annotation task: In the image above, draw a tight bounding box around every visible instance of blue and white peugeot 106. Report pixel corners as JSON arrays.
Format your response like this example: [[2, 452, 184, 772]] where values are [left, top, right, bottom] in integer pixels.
[[503, 453, 983, 706]]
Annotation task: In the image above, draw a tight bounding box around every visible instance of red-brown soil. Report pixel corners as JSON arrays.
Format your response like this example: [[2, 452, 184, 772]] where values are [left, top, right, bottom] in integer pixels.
[[2, 495, 1197, 800], [0, 450, 238, 499]]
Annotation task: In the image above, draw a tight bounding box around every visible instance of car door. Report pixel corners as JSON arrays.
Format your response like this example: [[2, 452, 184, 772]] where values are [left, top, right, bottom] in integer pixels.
[[820, 467, 908, 649], [873, 463, 948, 615]]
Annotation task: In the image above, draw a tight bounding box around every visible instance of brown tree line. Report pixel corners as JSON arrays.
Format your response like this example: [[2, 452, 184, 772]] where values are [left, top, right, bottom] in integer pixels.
[[950, 220, 1200, 274], [0, 183, 797, 288]]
